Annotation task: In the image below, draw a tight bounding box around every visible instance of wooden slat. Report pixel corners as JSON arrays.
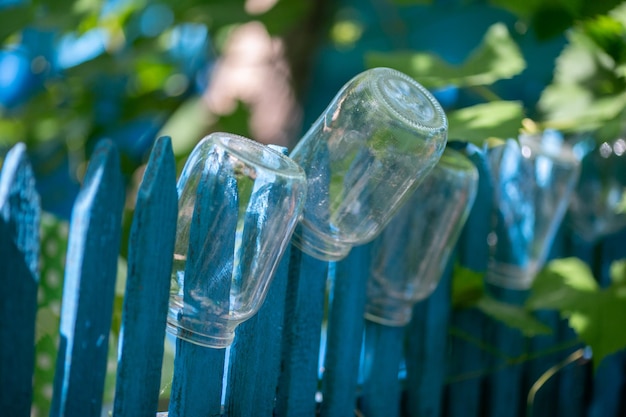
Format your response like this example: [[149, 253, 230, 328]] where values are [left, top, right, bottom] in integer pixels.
[[320, 243, 371, 417], [586, 229, 626, 417], [275, 244, 329, 417], [447, 143, 492, 417], [359, 323, 403, 417], [524, 229, 566, 417], [226, 248, 291, 417], [226, 144, 292, 417], [556, 233, 593, 417], [49, 140, 125, 417], [276, 143, 331, 417], [556, 324, 588, 417], [0, 143, 40, 417], [484, 286, 527, 417], [168, 150, 239, 417], [113, 137, 177, 417], [405, 261, 453, 417]]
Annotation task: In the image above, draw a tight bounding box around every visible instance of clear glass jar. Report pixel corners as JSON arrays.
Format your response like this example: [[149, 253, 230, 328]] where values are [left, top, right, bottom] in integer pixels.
[[486, 131, 581, 289], [167, 132, 307, 348], [568, 134, 626, 242], [365, 148, 478, 326], [289, 67, 448, 261]]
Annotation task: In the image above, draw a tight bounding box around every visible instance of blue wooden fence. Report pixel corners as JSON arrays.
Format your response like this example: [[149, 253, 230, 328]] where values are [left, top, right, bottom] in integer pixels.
[[1, 136, 625, 417]]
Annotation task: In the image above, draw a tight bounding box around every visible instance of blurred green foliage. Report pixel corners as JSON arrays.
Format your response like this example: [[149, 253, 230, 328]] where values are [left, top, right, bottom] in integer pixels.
[[0, 0, 310, 184], [528, 257, 626, 369]]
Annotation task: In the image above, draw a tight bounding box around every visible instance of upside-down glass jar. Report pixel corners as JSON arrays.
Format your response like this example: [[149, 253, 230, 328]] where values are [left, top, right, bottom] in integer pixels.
[[486, 131, 581, 290], [289, 67, 448, 261], [167, 132, 307, 348], [365, 148, 478, 326]]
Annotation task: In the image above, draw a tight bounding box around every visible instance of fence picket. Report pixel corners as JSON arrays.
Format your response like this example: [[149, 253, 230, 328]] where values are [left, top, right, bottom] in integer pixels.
[[226, 247, 291, 417], [113, 137, 177, 417], [524, 229, 566, 417], [0, 143, 40, 417], [405, 261, 453, 417], [446, 144, 492, 417], [3, 134, 626, 417], [168, 153, 239, 417], [225, 143, 291, 417], [485, 286, 527, 417], [320, 243, 371, 417], [275, 244, 329, 417], [359, 322, 404, 417], [556, 235, 593, 417], [275, 145, 331, 417], [587, 229, 626, 417], [49, 140, 125, 417]]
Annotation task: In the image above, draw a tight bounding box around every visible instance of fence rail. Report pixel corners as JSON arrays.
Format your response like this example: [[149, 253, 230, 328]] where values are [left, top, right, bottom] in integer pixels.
[[1, 137, 624, 417]]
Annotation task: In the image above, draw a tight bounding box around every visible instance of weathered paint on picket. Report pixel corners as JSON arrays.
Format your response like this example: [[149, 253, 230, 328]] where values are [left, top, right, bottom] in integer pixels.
[[360, 322, 404, 417], [50, 140, 125, 417], [0, 143, 40, 417], [225, 145, 291, 417], [320, 243, 371, 417], [276, 245, 329, 416], [226, 247, 291, 417], [485, 286, 527, 417], [405, 260, 454, 417], [275, 144, 332, 417], [446, 143, 492, 417], [113, 137, 178, 417], [168, 151, 239, 417]]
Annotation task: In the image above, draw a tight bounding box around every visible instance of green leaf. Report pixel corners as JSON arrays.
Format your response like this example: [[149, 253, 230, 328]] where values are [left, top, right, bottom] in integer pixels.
[[526, 257, 598, 312], [531, 6, 576, 40], [257, 0, 312, 35], [446, 101, 525, 145], [610, 259, 626, 286], [527, 257, 626, 369], [451, 264, 485, 308], [569, 289, 626, 368], [537, 9, 626, 133], [476, 296, 552, 337], [365, 23, 526, 89], [488, 0, 544, 19], [489, 0, 623, 34], [581, 14, 626, 64], [0, 5, 33, 44], [538, 86, 626, 132]]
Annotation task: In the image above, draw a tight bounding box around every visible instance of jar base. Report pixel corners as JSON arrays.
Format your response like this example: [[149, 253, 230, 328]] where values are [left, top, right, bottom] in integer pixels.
[[290, 224, 352, 261], [364, 301, 413, 327], [485, 260, 539, 290], [166, 316, 235, 349]]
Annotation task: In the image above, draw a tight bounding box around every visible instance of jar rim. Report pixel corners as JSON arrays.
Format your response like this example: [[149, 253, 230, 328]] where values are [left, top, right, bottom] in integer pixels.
[[204, 132, 305, 179]]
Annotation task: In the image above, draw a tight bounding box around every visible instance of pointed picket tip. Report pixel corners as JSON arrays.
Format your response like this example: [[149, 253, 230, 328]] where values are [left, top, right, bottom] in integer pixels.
[[0, 141, 40, 279], [137, 136, 175, 202], [0, 142, 41, 417], [72, 140, 121, 213], [51, 139, 125, 417], [113, 136, 177, 417]]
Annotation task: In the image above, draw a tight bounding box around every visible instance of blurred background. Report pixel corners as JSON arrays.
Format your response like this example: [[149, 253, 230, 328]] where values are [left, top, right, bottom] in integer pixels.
[[2, 0, 626, 414], [2, 0, 626, 217]]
